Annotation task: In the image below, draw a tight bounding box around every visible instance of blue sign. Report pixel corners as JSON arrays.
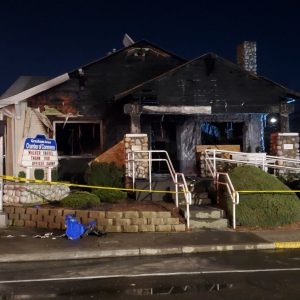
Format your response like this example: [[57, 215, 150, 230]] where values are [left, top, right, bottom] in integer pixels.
[[24, 134, 57, 151]]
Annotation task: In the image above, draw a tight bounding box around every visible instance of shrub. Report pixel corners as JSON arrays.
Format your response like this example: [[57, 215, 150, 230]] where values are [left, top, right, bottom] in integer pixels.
[[60, 191, 100, 209], [84, 162, 123, 187], [18, 171, 26, 178], [92, 189, 127, 203], [34, 169, 44, 180], [226, 166, 300, 227], [51, 169, 59, 181], [278, 173, 300, 198]]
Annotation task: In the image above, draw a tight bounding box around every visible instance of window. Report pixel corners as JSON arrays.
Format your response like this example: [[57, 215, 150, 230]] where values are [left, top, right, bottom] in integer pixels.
[[55, 122, 101, 156]]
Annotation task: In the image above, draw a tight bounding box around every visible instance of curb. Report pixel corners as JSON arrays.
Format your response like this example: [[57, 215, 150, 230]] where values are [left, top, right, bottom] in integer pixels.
[[0, 242, 276, 263], [275, 241, 300, 249]]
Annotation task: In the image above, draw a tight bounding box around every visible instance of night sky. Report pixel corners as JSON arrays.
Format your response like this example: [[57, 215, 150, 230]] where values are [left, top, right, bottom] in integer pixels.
[[1, 0, 300, 95]]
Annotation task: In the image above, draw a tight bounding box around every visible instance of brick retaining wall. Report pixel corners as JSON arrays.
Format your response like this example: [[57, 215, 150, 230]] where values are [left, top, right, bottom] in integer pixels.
[[3, 206, 186, 232]]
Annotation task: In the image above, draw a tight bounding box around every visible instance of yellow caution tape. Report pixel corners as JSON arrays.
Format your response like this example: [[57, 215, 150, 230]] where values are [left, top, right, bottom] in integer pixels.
[[275, 242, 300, 249], [0, 175, 186, 194]]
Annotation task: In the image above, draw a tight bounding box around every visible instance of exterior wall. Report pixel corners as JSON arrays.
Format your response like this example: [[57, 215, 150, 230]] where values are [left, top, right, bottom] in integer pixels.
[[125, 133, 149, 179]]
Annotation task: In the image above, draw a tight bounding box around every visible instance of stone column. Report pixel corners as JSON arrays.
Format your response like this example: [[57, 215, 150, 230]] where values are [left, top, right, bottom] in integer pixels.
[[124, 104, 142, 134], [270, 133, 299, 159], [124, 134, 149, 180], [270, 132, 299, 175]]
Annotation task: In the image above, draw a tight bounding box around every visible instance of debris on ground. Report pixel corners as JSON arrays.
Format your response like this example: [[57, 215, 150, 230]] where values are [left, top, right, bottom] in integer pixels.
[[65, 214, 107, 240]]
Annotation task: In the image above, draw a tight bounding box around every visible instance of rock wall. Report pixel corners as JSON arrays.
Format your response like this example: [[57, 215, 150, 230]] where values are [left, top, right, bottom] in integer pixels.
[[124, 134, 149, 179], [3, 183, 70, 204]]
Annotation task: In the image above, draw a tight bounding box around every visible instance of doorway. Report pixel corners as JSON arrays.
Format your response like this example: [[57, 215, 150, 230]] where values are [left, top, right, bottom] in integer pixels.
[[141, 115, 178, 173]]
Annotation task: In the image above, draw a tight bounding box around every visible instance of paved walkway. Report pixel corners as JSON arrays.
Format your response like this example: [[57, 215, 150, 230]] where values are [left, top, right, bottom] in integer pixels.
[[1, 226, 299, 263]]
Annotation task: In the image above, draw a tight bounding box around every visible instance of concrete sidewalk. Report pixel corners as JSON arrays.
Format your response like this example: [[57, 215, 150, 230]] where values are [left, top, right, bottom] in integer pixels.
[[0, 226, 288, 263]]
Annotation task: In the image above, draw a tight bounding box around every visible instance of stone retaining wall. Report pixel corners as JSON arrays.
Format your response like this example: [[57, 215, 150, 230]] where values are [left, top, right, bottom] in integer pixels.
[[3, 183, 70, 204], [3, 206, 186, 232]]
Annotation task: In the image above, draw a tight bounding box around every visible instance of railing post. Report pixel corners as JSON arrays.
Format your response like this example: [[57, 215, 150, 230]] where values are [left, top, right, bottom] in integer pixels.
[[186, 192, 191, 229], [213, 149, 216, 179], [132, 152, 135, 190], [232, 192, 236, 230], [149, 151, 152, 191], [175, 173, 178, 208]]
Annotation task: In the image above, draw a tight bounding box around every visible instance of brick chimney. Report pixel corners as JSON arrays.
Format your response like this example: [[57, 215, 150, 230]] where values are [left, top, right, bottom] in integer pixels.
[[237, 41, 257, 74]]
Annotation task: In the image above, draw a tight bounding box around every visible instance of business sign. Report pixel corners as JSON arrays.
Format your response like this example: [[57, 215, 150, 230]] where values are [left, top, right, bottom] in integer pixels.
[[20, 134, 58, 168]]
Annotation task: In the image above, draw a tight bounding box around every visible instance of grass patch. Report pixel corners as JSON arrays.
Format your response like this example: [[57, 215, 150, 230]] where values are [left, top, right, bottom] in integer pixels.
[[227, 166, 300, 227]]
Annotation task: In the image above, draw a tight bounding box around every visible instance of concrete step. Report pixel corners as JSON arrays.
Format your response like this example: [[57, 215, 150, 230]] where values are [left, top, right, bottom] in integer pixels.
[[180, 205, 228, 230], [181, 206, 225, 219], [189, 218, 229, 230]]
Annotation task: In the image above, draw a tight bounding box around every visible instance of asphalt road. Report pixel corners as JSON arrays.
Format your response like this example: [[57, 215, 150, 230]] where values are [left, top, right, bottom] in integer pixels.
[[1, 249, 300, 299]]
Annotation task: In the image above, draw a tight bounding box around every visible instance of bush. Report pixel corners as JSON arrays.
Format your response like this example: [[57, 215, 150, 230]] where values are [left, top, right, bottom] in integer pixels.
[[92, 189, 127, 203], [51, 169, 59, 181], [34, 169, 44, 180], [278, 173, 300, 198], [60, 191, 100, 209], [226, 166, 300, 227], [85, 162, 123, 187], [18, 171, 26, 178]]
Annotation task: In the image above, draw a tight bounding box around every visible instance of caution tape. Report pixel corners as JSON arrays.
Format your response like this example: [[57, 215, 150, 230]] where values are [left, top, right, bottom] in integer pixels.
[[275, 241, 300, 249], [0, 175, 186, 195], [237, 190, 300, 193]]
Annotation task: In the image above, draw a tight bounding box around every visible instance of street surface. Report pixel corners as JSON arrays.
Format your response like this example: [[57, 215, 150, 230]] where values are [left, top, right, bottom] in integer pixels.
[[1, 249, 300, 299]]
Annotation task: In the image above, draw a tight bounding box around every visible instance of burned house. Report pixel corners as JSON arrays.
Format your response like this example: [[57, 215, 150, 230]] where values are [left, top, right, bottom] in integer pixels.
[[0, 39, 299, 179]]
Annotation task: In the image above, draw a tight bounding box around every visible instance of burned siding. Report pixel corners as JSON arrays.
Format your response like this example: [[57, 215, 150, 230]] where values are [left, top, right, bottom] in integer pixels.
[[123, 53, 293, 114]]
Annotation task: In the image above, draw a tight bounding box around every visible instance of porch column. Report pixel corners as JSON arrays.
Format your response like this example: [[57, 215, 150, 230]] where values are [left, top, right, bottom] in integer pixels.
[[124, 103, 142, 134], [177, 117, 198, 175], [279, 102, 290, 133], [243, 114, 264, 152]]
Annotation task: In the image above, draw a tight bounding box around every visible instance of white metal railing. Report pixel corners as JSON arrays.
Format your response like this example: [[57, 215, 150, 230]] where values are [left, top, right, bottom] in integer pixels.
[[127, 150, 192, 229], [204, 149, 300, 229], [204, 151, 239, 229], [205, 149, 300, 173]]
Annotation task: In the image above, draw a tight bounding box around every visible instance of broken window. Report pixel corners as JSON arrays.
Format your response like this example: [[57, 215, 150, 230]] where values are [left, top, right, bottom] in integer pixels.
[[201, 122, 243, 147], [55, 122, 101, 156]]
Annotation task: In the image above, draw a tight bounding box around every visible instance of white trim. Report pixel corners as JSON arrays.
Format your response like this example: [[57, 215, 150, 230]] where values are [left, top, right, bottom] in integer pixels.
[[278, 133, 299, 136], [0, 73, 70, 107], [143, 105, 211, 114], [125, 133, 147, 137]]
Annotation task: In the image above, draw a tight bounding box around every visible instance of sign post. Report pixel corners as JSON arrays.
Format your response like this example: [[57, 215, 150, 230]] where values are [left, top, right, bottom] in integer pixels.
[[20, 134, 58, 181]]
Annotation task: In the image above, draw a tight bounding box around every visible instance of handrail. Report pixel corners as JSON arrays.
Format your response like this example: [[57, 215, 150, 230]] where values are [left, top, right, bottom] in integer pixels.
[[204, 148, 300, 229], [127, 150, 191, 229], [204, 150, 239, 229], [205, 149, 300, 172]]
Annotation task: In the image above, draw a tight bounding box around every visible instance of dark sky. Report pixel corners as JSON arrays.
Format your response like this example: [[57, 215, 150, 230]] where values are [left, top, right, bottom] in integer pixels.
[[1, 0, 300, 94]]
